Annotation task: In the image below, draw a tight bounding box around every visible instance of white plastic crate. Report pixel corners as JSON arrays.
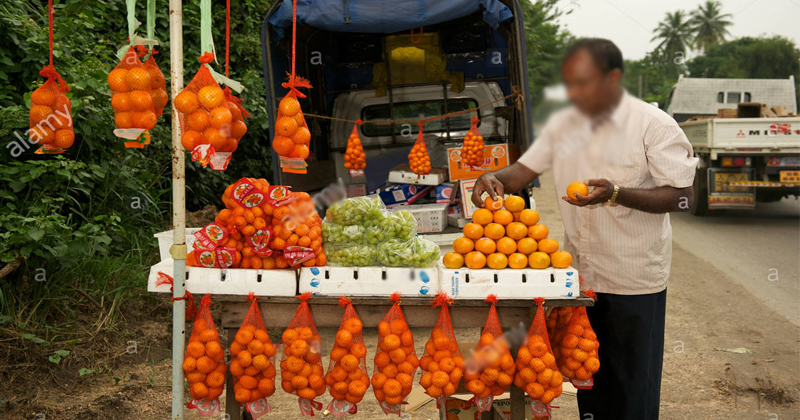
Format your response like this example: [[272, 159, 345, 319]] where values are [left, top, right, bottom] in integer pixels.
[[438, 264, 579, 299], [298, 266, 438, 297], [147, 259, 297, 296], [395, 203, 448, 233], [154, 228, 201, 261]]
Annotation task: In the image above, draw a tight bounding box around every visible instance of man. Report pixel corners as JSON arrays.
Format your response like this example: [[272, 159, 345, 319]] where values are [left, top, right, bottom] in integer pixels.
[[472, 38, 697, 419]]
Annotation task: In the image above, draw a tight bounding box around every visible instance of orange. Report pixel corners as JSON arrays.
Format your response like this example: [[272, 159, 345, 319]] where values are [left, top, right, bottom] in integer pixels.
[[528, 252, 550, 269], [187, 110, 210, 131], [493, 209, 514, 226], [187, 341, 205, 358], [443, 252, 464, 269], [126, 67, 152, 90], [231, 120, 248, 139], [551, 251, 572, 268], [483, 223, 505, 240], [198, 85, 225, 109], [292, 126, 311, 144], [566, 181, 589, 199], [53, 130, 74, 149], [278, 96, 301, 116], [209, 106, 233, 128], [129, 90, 153, 111], [484, 196, 503, 211], [290, 144, 310, 160], [504, 195, 525, 212], [31, 87, 57, 106], [133, 111, 158, 130], [462, 223, 484, 240], [191, 382, 209, 399], [496, 237, 517, 255], [517, 238, 537, 254], [203, 127, 227, 150], [528, 224, 549, 240], [584, 357, 600, 373], [506, 222, 528, 240], [108, 68, 130, 92], [181, 130, 202, 150], [276, 116, 299, 137], [508, 253, 528, 269], [487, 253, 508, 269], [174, 90, 200, 114], [471, 208, 493, 226], [464, 251, 486, 269], [30, 105, 53, 124], [111, 92, 132, 112], [474, 238, 496, 255], [519, 209, 540, 226], [538, 238, 559, 254], [452, 237, 474, 254]]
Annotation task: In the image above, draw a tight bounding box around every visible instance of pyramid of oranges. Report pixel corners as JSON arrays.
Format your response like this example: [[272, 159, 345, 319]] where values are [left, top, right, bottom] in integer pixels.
[[443, 195, 573, 270], [272, 94, 311, 161], [108, 47, 159, 133]]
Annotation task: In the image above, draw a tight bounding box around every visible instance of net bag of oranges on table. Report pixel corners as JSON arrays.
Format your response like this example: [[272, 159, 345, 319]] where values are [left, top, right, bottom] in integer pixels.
[[324, 297, 370, 416], [514, 298, 562, 418], [371, 293, 419, 415], [552, 290, 600, 389], [460, 115, 484, 168], [108, 46, 158, 148], [183, 295, 227, 416], [281, 293, 326, 415], [419, 292, 464, 407], [464, 295, 515, 413], [229, 294, 277, 418], [344, 120, 366, 176], [29, 65, 74, 154], [408, 122, 432, 175]]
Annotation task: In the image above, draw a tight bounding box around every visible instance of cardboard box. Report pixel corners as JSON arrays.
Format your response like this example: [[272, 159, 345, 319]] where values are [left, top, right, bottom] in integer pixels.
[[459, 179, 479, 219], [447, 143, 519, 181], [346, 183, 367, 197], [378, 184, 432, 205], [429, 182, 457, 204]]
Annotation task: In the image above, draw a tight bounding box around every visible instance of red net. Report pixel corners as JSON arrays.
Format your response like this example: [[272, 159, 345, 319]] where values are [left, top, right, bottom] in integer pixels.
[[29, 65, 74, 154], [325, 297, 370, 409], [408, 122, 431, 175], [272, 91, 311, 161], [280, 293, 326, 403], [372, 293, 419, 409], [183, 295, 227, 402], [461, 116, 484, 168], [221, 87, 249, 153], [419, 292, 463, 398], [141, 48, 168, 118], [513, 298, 563, 411], [230, 294, 277, 404], [108, 47, 157, 138], [546, 306, 573, 366], [464, 295, 515, 408], [344, 120, 365, 171], [555, 291, 599, 389]]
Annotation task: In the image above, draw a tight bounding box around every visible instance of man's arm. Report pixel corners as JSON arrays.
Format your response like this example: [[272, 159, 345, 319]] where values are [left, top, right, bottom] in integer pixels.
[[562, 178, 694, 213], [471, 162, 539, 207]]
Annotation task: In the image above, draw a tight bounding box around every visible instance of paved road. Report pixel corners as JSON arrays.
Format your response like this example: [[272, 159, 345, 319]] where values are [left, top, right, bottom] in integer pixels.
[[671, 198, 800, 326]]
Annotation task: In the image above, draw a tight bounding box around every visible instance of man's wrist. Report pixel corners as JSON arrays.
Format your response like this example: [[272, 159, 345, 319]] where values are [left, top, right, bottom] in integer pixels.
[[604, 183, 620, 206]]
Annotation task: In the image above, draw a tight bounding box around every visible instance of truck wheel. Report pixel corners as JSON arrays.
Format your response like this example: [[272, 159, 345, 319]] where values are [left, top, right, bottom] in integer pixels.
[[690, 167, 709, 216]]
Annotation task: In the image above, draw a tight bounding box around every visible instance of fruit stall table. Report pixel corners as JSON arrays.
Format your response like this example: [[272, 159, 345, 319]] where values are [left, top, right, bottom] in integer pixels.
[[212, 294, 595, 420]]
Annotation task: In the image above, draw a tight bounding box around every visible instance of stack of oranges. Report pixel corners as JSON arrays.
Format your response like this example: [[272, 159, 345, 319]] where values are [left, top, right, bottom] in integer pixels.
[[461, 122, 484, 167], [230, 324, 278, 403], [443, 195, 573, 270], [108, 47, 158, 131], [513, 333, 563, 405], [280, 326, 326, 401], [272, 95, 311, 161], [175, 82, 241, 153], [29, 81, 74, 150], [183, 297, 227, 402], [408, 132, 432, 175], [344, 124, 366, 172], [372, 317, 419, 405], [554, 308, 600, 383], [419, 328, 464, 398], [325, 300, 370, 404], [464, 332, 516, 400]]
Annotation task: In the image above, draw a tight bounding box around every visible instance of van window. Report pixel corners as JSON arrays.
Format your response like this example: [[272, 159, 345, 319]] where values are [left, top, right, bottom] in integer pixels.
[[743, 92, 751, 102], [360, 99, 479, 137], [726, 92, 741, 103], [717, 92, 724, 103]]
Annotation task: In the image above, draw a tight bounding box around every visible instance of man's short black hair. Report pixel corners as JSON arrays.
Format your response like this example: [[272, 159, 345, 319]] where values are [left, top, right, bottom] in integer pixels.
[[563, 38, 624, 74]]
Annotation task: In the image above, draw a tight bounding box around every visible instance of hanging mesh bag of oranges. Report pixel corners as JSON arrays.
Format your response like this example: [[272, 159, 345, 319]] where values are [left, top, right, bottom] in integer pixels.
[[230, 294, 277, 418], [280, 293, 326, 415], [546, 306, 573, 376], [372, 293, 420, 415], [419, 292, 464, 407], [554, 290, 599, 390], [142, 48, 169, 118], [108, 46, 158, 148], [273, 87, 312, 174], [344, 120, 366, 176], [183, 295, 227, 416], [513, 298, 563, 418], [408, 122, 432, 175], [461, 115, 485, 168], [29, 65, 74, 154], [324, 297, 370, 417], [464, 295, 515, 413]]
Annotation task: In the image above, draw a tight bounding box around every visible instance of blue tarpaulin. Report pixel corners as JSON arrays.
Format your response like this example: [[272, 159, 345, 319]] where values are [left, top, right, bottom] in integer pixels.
[[268, 0, 513, 39]]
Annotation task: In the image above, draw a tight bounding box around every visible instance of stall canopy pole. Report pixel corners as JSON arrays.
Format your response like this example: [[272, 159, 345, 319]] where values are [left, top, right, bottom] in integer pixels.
[[168, 0, 186, 417]]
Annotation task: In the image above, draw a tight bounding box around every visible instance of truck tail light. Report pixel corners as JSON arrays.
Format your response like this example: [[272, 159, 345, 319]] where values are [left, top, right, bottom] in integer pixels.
[[722, 157, 733, 167], [721, 157, 751, 167]]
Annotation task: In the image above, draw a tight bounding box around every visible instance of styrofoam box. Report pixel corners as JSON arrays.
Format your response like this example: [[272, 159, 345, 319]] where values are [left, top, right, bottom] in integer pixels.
[[299, 266, 438, 297], [387, 169, 447, 186], [154, 229, 201, 261], [438, 264, 579, 299], [147, 259, 297, 296]]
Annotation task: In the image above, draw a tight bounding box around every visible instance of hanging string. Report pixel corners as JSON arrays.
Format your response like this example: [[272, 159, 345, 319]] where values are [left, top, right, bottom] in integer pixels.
[[48, 0, 53, 66], [291, 0, 297, 79], [225, 0, 230, 77]]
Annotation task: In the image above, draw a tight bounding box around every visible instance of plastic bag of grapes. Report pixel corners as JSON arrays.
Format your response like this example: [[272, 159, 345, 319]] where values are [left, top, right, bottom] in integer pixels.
[[322, 223, 367, 246], [326, 244, 377, 267], [326, 196, 386, 227], [377, 237, 440, 268]]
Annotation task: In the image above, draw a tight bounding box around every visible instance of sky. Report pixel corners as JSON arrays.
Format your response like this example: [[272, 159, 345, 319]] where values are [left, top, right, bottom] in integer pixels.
[[556, 0, 800, 61]]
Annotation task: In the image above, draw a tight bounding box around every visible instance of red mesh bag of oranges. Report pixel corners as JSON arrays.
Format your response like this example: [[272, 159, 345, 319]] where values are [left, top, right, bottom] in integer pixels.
[[546, 306, 573, 373], [28, 65, 74, 154], [324, 297, 370, 416], [141, 47, 169, 118], [280, 293, 326, 415], [108, 46, 157, 147], [344, 120, 366, 176], [513, 298, 562, 418], [273, 90, 312, 171], [460, 115, 484, 168], [372, 293, 419, 415], [554, 291, 599, 390], [269, 192, 326, 268], [408, 122, 431, 175], [230, 294, 277, 418], [464, 295, 515, 413], [183, 295, 227, 415], [419, 292, 463, 406]]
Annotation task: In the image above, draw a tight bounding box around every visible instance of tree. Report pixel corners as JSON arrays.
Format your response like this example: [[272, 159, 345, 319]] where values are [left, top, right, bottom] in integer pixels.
[[690, 1, 732, 53], [622, 52, 678, 107], [520, 0, 572, 108], [651, 10, 693, 62]]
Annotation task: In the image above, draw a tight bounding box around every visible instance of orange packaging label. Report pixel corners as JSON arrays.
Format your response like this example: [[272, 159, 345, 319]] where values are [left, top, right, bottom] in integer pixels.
[[447, 143, 518, 181]]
